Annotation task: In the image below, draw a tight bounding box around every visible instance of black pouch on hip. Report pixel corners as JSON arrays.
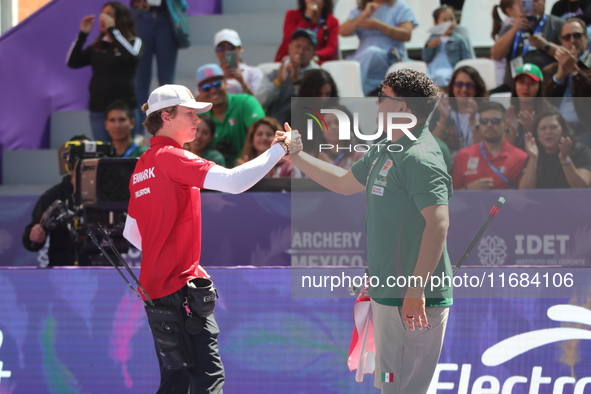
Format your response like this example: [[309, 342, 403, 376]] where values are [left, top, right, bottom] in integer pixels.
[[145, 304, 197, 370], [186, 278, 218, 318]]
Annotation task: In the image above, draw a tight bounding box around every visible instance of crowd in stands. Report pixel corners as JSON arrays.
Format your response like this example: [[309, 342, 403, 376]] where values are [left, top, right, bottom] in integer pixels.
[[63, 0, 591, 190]]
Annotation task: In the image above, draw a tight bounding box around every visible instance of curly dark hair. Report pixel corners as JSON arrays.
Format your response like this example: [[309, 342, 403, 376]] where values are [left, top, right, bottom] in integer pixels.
[[298, 0, 334, 15], [379, 69, 440, 119]]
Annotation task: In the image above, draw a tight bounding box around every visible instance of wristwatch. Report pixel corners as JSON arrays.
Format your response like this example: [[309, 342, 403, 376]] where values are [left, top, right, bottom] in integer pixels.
[[542, 41, 550, 52], [560, 156, 572, 166]]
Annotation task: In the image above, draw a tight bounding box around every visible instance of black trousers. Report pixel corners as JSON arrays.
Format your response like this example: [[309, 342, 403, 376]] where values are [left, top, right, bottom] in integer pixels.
[[150, 286, 225, 394]]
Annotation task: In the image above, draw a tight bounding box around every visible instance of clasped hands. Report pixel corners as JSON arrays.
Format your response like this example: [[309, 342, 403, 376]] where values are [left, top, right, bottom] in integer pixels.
[[356, 2, 380, 30], [272, 123, 303, 158]]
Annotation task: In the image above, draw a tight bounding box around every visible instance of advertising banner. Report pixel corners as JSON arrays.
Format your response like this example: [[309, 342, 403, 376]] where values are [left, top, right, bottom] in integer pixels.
[[3, 189, 591, 270], [0, 268, 590, 393]]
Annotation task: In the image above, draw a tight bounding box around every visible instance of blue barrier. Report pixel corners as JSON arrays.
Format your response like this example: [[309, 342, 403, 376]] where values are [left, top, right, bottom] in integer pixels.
[[4, 189, 591, 268]]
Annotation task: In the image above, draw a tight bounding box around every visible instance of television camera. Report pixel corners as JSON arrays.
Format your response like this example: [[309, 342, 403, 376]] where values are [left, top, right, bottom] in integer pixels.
[[47, 140, 139, 265]]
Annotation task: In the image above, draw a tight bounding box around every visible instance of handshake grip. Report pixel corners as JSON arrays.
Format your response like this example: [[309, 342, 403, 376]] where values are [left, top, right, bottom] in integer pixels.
[[275, 129, 303, 156]]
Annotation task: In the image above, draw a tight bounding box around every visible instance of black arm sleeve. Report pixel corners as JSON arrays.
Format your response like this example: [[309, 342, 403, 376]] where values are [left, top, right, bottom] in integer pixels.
[[66, 32, 92, 69]]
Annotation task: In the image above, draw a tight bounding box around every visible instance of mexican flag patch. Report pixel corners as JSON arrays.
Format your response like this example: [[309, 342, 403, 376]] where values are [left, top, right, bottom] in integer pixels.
[[381, 372, 394, 382]]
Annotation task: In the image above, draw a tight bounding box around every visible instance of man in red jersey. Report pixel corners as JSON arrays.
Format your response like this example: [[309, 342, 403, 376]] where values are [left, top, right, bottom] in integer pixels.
[[123, 84, 300, 393], [453, 101, 528, 190]]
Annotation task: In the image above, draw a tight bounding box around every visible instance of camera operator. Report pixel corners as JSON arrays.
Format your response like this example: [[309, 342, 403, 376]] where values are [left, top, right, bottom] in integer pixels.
[[491, 0, 564, 92], [22, 134, 91, 266]]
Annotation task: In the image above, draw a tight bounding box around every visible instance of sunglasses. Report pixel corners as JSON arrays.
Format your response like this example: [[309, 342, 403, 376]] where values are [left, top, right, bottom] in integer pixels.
[[377, 92, 405, 104], [454, 81, 476, 90], [561, 32, 584, 41], [215, 43, 236, 53], [479, 117, 503, 126], [200, 80, 223, 92]]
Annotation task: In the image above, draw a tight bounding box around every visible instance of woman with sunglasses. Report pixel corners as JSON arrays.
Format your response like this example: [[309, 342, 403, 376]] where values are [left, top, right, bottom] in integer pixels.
[[214, 29, 263, 96], [429, 66, 489, 155], [275, 0, 339, 64], [519, 108, 591, 188], [67, 1, 142, 142], [506, 63, 552, 149]]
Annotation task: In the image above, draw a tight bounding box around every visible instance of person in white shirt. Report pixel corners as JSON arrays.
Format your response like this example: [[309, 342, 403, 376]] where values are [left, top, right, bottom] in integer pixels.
[[213, 29, 263, 96]]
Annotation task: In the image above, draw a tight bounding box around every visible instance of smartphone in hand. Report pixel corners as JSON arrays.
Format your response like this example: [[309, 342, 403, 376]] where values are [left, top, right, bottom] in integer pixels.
[[225, 51, 238, 70], [521, 0, 534, 16]]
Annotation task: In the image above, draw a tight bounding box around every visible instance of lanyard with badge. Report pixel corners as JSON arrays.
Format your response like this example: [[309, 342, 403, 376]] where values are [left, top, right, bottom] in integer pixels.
[[307, 15, 325, 35], [510, 15, 547, 77], [479, 142, 517, 189]]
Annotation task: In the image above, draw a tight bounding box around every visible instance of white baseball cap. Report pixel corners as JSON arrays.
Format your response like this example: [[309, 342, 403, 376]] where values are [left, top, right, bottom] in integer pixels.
[[145, 84, 212, 116], [214, 29, 242, 47]]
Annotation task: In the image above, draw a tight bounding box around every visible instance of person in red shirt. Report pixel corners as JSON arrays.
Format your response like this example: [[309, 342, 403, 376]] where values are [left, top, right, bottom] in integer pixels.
[[275, 0, 339, 64], [123, 84, 300, 393], [452, 101, 528, 190]]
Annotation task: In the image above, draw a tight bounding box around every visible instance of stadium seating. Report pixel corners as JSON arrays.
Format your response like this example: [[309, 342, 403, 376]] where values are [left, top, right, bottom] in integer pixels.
[[489, 92, 512, 109], [257, 62, 281, 78], [406, 0, 440, 51], [458, 0, 498, 48], [333, 0, 359, 58], [454, 58, 498, 91], [321, 60, 364, 98], [2, 150, 61, 186], [386, 60, 428, 75]]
